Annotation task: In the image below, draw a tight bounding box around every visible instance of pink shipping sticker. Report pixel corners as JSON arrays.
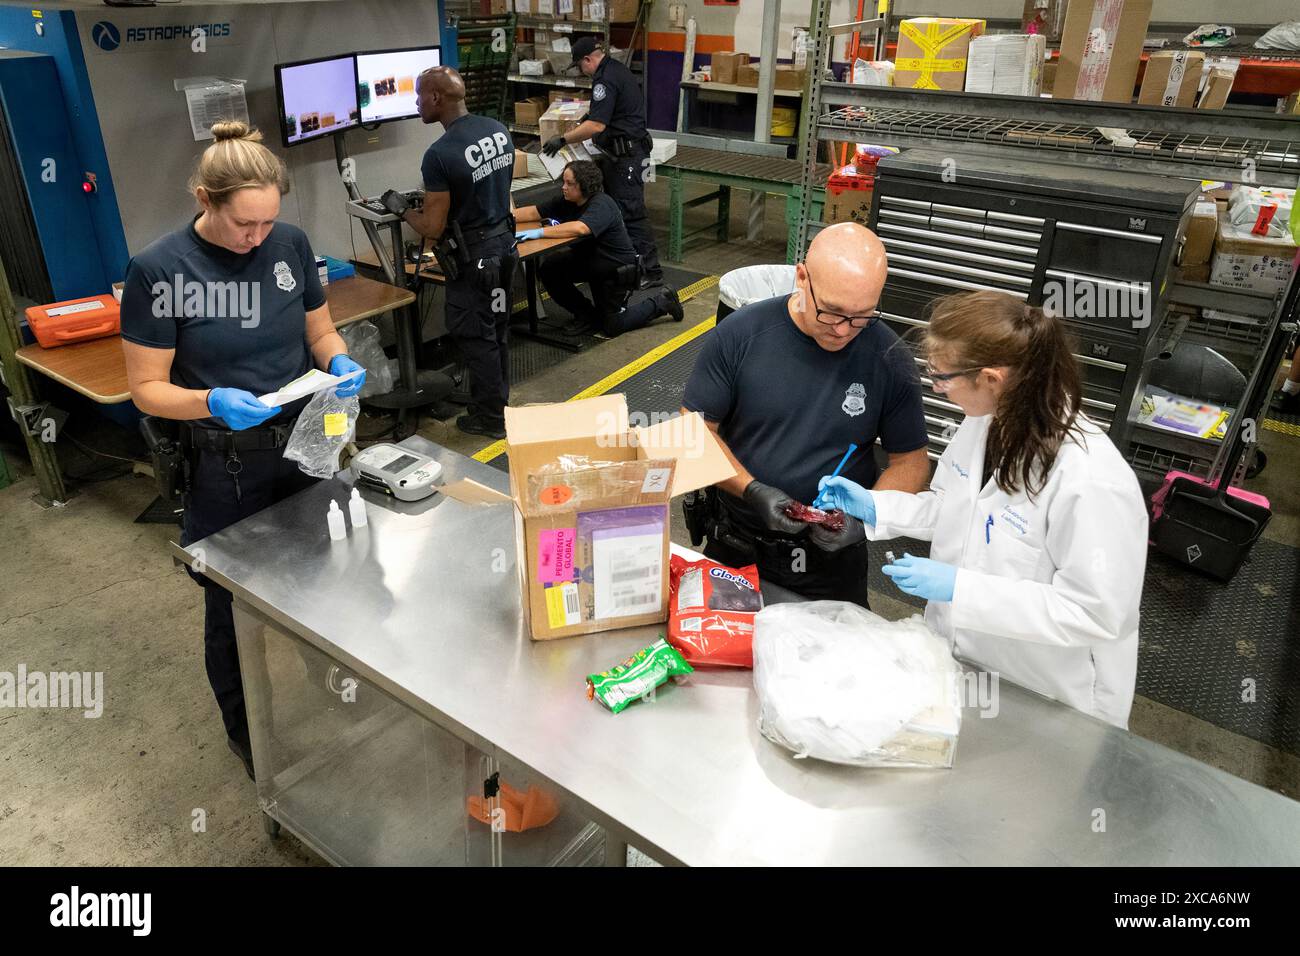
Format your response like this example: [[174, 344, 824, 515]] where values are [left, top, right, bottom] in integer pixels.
[[538, 528, 577, 584]]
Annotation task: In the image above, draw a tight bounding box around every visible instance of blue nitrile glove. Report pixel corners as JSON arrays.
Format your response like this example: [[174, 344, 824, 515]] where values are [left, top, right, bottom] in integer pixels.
[[882, 553, 957, 602], [815, 476, 876, 526], [516, 227, 545, 241], [329, 354, 366, 397], [207, 388, 281, 431]]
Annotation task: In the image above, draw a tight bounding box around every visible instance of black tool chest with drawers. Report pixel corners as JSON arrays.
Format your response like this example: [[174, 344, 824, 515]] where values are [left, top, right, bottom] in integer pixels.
[[868, 149, 1200, 466]]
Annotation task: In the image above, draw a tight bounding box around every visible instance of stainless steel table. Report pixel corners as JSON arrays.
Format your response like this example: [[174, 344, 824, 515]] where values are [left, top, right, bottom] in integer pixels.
[[177, 438, 1300, 866]]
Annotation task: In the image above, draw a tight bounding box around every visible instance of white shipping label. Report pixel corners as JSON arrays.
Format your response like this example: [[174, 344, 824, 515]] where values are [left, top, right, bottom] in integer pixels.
[[677, 568, 704, 611], [536, 0, 553, 14], [593, 532, 663, 620], [559, 0, 574, 13], [552, 37, 571, 53], [46, 300, 107, 317], [641, 467, 671, 494], [1162, 51, 1189, 106]]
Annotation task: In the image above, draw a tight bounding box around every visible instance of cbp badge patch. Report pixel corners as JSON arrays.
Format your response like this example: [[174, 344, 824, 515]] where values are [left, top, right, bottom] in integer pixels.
[[273, 261, 296, 292], [842, 382, 866, 417], [593, 83, 607, 101]]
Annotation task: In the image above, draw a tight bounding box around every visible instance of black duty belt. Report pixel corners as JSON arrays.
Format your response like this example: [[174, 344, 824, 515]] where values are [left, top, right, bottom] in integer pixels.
[[183, 421, 293, 453], [462, 219, 514, 247]]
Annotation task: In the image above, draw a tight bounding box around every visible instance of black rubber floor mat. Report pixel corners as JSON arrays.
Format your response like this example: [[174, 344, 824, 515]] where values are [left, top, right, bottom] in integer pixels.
[[1138, 538, 1300, 754]]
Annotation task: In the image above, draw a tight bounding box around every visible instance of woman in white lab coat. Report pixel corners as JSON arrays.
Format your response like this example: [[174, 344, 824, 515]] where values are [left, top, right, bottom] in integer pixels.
[[817, 290, 1148, 728]]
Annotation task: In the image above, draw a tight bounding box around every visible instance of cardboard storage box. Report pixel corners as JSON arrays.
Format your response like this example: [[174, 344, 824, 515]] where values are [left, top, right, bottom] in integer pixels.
[[1180, 196, 1218, 266], [514, 96, 548, 125], [1138, 50, 1204, 107], [1054, 0, 1152, 102], [513, 149, 530, 179], [736, 63, 759, 87], [824, 170, 874, 226], [773, 65, 807, 90], [1209, 221, 1298, 297], [518, 59, 553, 77], [964, 34, 1045, 96], [504, 395, 734, 641], [895, 17, 985, 91], [607, 0, 637, 23], [548, 89, 589, 104], [711, 51, 750, 85], [539, 100, 589, 143], [1178, 263, 1211, 283], [1198, 68, 1234, 109]]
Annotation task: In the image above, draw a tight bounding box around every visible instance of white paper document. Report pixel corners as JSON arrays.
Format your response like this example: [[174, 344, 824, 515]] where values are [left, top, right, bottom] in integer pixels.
[[257, 368, 361, 407]]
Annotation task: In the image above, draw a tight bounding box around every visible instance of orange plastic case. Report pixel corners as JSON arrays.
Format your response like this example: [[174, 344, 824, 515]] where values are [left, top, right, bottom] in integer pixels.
[[26, 295, 121, 349]]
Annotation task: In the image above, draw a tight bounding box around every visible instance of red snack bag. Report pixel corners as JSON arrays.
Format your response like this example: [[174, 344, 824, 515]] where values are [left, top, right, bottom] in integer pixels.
[[668, 555, 764, 668]]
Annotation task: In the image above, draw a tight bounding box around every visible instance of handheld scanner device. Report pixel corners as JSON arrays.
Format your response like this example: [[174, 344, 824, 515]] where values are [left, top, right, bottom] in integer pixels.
[[351, 443, 444, 501]]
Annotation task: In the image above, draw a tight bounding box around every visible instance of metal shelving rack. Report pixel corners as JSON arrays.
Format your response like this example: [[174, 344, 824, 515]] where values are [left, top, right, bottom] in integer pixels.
[[794, 0, 1300, 486], [504, 1, 649, 140], [454, 13, 518, 123]]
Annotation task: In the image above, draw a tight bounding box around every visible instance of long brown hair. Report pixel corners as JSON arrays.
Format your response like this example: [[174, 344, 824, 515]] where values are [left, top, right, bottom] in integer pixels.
[[924, 290, 1083, 498], [188, 120, 288, 206]]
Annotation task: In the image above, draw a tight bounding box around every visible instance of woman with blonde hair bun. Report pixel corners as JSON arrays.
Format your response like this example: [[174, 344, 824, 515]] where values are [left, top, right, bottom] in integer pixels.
[[119, 120, 367, 779], [818, 290, 1148, 728]]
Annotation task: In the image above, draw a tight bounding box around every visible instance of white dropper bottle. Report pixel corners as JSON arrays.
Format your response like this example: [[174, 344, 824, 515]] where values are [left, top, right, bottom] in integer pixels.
[[349, 488, 368, 528], [327, 499, 347, 541]]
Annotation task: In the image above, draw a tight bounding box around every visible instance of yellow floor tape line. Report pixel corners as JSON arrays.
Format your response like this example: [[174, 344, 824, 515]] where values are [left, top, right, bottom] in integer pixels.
[[471, 309, 720, 463], [509, 271, 720, 316], [1261, 418, 1300, 438]]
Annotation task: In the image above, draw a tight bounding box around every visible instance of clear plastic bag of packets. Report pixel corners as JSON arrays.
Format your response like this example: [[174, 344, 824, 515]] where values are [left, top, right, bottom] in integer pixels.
[[753, 601, 962, 769], [525, 456, 677, 514], [284, 390, 360, 479]]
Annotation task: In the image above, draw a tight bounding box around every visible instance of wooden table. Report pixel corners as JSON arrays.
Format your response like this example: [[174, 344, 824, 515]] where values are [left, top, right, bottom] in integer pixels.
[[15, 273, 415, 405], [6, 273, 415, 508], [352, 233, 581, 351]]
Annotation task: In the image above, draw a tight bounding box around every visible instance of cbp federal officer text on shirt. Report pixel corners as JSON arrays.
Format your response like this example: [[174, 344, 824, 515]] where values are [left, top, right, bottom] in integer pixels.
[[387, 65, 519, 440]]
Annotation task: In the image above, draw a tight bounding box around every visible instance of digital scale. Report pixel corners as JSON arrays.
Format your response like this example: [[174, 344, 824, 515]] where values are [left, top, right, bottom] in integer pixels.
[[351, 443, 444, 501]]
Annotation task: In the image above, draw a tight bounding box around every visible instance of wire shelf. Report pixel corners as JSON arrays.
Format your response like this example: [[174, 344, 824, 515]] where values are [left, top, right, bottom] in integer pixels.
[[818, 106, 1300, 180]]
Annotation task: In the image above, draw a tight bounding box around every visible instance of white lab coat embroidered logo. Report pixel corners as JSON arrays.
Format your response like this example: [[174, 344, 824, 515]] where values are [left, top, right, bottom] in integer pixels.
[[273, 261, 296, 292], [842, 382, 866, 417], [593, 83, 607, 101]]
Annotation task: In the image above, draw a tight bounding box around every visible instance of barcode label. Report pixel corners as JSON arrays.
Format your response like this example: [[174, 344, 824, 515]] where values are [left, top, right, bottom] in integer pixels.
[[564, 587, 580, 617], [611, 590, 659, 609], [592, 530, 662, 620], [611, 565, 654, 583]]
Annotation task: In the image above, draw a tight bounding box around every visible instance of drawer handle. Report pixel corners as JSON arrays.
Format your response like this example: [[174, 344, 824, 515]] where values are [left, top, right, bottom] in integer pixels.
[[890, 268, 1030, 299], [1057, 221, 1163, 244]]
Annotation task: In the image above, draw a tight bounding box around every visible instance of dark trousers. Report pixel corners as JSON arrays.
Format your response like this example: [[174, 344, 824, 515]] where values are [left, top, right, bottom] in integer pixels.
[[446, 234, 518, 422], [704, 497, 871, 608], [181, 441, 318, 751], [597, 149, 662, 282], [539, 246, 664, 336]]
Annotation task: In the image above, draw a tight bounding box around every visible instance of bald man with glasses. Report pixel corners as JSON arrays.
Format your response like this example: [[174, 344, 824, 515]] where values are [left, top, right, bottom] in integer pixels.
[[680, 223, 930, 607]]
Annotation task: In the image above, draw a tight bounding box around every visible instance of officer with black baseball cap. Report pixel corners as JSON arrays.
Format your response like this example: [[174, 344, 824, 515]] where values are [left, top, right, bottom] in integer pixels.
[[542, 37, 663, 288]]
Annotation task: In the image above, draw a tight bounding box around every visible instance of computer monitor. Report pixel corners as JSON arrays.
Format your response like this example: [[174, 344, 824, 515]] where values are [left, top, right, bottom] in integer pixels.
[[355, 46, 442, 126], [274, 54, 361, 148]]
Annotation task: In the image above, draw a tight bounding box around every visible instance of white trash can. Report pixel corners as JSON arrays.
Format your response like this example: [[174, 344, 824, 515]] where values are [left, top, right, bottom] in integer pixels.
[[717, 264, 797, 322]]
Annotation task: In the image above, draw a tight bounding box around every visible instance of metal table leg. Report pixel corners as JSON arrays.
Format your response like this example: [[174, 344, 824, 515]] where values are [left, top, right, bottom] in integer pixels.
[[668, 174, 684, 263], [716, 185, 731, 242], [510, 252, 581, 352]]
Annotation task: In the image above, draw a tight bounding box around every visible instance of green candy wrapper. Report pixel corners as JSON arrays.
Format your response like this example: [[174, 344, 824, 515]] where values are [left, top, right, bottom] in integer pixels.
[[586, 637, 694, 714]]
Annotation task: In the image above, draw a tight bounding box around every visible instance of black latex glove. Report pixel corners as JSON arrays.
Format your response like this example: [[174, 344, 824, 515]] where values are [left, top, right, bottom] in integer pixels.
[[808, 513, 866, 553], [380, 188, 410, 217], [542, 135, 566, 157], [742, 480, 806, 536]]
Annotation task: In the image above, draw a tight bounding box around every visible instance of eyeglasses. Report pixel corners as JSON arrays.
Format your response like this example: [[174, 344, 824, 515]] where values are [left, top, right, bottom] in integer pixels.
[[925, 363, 984, 391], [804, 270, 880, 329]]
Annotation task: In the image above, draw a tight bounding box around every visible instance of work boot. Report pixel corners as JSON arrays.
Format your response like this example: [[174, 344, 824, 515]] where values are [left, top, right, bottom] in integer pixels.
[[456, 414, 506, 440], [227, 736, 255, 782], [658, 288, 684, 322], [1270, 388, 1300, 415]]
